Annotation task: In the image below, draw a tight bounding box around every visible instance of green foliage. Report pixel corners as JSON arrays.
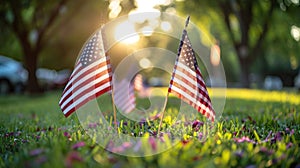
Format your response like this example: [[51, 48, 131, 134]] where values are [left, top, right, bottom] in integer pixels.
[[176, 0, 300, 83], [0, 0, 110, 70], [0, 89, 299, 167]]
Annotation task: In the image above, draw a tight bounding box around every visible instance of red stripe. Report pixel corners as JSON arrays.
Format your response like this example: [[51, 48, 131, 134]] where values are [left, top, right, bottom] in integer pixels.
[[67, 59, 110, 82], [170, 89, 215, 121], [62, 59, 110, 96], [170, 82, 215, 117], [63, 86, 112, 117], [114, 81, 136, 113], [169, 81, 211, 108], [61, 76, 111, 112], [60, 67, 112, 105], [61, 76, 112, 112], [170, 73, 210, 102], [173, 65, 206, 88], [64, 107, 76, 117]]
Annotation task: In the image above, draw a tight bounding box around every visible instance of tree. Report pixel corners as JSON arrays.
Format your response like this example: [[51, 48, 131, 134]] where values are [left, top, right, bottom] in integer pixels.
[[177, 0, 299, 87], [0, 0, 68, 93]]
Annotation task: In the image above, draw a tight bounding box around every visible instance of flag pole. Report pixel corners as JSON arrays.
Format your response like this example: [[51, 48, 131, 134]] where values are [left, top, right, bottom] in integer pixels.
[[101, 27, 118, 131], [157, 92, 169, 135], [157, 16, 190, 136], [185, 15, 190, 29], [111, 81, 118, 130]]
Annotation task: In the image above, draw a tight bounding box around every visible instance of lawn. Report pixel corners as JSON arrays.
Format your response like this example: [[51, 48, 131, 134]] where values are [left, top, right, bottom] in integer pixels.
[[0, 89, 299, 168]]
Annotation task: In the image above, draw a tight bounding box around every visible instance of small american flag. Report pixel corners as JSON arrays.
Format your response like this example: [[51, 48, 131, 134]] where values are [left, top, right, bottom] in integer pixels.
[[133, 74, 144, 92], [113, 78, 136, 113], [59, 29, 112, 117], [168, 29, 215, 122]]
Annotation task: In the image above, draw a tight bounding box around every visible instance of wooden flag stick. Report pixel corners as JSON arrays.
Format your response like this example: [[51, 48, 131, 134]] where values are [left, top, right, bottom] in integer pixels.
[[110, 86, 118, 130], [157, 92, 170, 135], [157, 16, 191, 135], [185, 15, 190, 29]]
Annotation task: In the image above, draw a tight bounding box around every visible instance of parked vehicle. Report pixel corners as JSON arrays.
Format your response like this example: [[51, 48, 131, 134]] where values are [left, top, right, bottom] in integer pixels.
[[295, 71, 300, 90], [36, 68, 71, 90], [263, 76, 283, 90], [0, 56, 28, 94]]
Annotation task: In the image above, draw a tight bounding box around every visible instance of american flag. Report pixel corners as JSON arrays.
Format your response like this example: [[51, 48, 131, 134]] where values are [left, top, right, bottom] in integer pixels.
[[59, 29, 112, 117], [133, 74, 144, 92], [168, 29, 215, 122], [113, 78, 136, 113]]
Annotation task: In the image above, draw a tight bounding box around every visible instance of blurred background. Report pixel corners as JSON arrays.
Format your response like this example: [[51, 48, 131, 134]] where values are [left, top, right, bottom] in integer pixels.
[[0, 0, 299, 94]]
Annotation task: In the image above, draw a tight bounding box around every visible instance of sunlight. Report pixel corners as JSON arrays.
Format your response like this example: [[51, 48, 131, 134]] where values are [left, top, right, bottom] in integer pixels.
[[139, 58, 152, 68], [114, 21, 140, 44], [112, 0, 175, 44], [291, 25, 300, 41], [291, 0, 299, 4], [128, 9, 161, 23], [108, 0, 122, 19], [210, 44, 221, 66], [134, 0, 171, 9], [160, 21, 172, 32], [141, 26, 154, 36]]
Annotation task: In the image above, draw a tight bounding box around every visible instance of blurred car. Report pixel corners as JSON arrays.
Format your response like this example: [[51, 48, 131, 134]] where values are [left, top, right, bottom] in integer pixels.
[[295, 71, 300, 90], [36, 68, 71, 90], [263, 76, 283, 90], [148, 77, 165, 87], [0, 56, 28, 94]]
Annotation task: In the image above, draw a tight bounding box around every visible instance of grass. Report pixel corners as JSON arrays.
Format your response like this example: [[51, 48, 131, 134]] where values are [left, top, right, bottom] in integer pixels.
[[0, 89, 299, 168]]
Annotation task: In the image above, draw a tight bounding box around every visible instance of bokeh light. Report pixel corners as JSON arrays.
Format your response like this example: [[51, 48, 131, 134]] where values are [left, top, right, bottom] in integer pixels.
[[114, 21, 140, 44], [291, 25, 300, 41]]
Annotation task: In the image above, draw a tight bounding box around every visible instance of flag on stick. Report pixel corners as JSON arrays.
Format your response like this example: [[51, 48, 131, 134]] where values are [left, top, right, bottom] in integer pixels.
[[168, 26, 215, 122], [133, 74, 144, 92], [59, 29, 112, 117], [113, 79, 136, 113]]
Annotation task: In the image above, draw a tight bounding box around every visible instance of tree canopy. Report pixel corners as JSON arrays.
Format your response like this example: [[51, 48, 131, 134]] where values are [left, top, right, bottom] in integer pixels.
[[176, 0, 300, 87], [0, 0, 109, 93], [0, 0, 299, 91]]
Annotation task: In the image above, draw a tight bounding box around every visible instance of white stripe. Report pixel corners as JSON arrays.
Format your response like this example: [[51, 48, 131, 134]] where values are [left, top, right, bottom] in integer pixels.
[[172, 77, 211, 106], [60, 57, 110, 104], [114, 80, 135, 112], [171, 85, 214, 118], [63, 29, 105, 91], [60, 64, 82, 104], [172, 67, 208, 96], [60, 63, 111, 104], [63, 82, 111, 114], [118, 102, 133, 113], [63, 57, 109, 94], [177, 62, 195, 76], [61, 73, 110, 109], [176, 62, 206, 84]]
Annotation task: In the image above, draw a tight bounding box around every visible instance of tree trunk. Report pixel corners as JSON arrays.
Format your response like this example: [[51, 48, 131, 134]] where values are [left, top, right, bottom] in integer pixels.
[[24, 52, 42, 94], [239, 57, 250, 88]]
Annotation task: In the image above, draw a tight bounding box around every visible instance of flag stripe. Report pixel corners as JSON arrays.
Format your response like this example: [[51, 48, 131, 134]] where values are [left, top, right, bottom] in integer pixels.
[[62, 59, 111, 97], [169, 63, 212, 105], [170, 68, 208, 98], [59, 63, 111, 107], [62, 57, 109, 94], [60, 58, 110, 103], [60, 74, 111, 110], [59, 29, 112, 117], [63, 82, 112, 115], [174, 62, 207, 88], [64, 86, 112, 117], [170, 88, 215, 122], [114, 79, 136, 113], [169, 81, 212, 108], [168, 29, 215, 122], [170, 76, 210, 104], [173, 88, 214, 121]]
